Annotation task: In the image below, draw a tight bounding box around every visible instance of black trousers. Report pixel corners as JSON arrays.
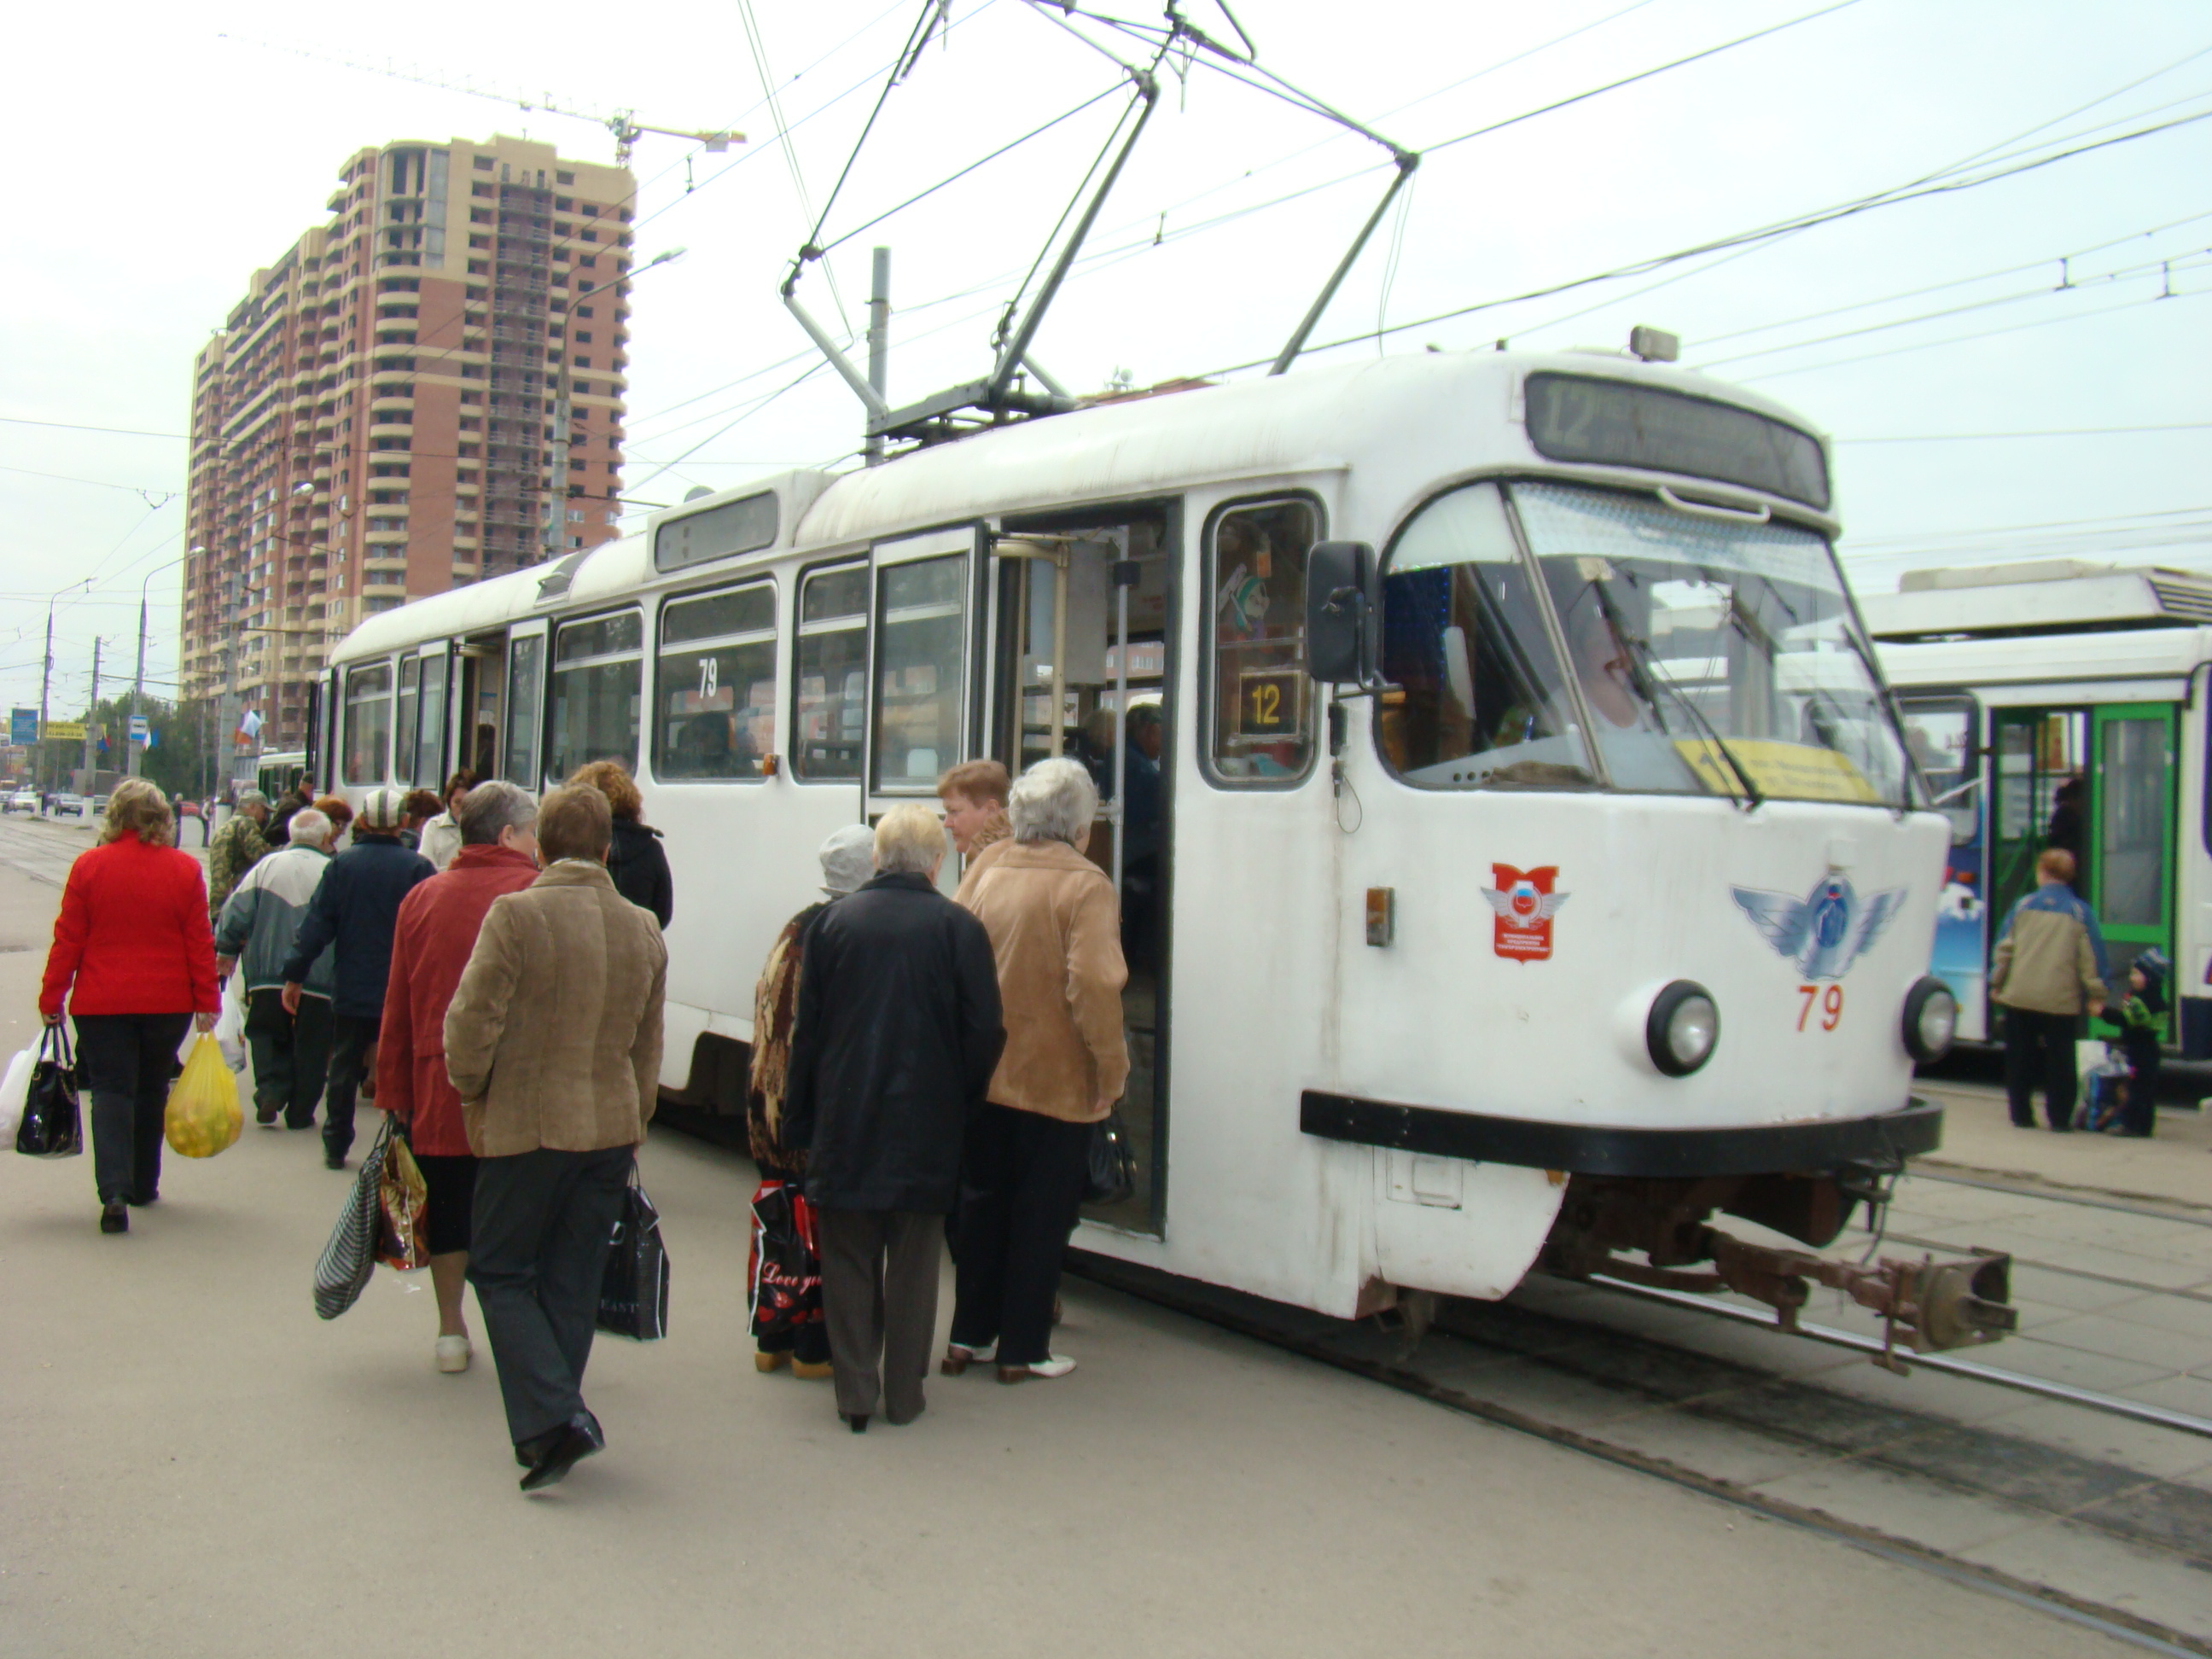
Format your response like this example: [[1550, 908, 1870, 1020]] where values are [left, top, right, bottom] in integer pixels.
[[2003, 1008, 2079, 1129], [73, 1013, 191, 1205], [322, 1012, 380, 1161], [2120, 1039, 2162, 1137], [950, 1103, 1091, 1367], [245, 988, 332, 1128], [816, 1208, 940, 1423], [468, 1145, 633, 1446]]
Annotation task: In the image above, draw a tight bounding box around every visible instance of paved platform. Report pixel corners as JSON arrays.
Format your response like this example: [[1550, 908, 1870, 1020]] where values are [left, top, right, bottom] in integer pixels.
[[0, 848, 2150, 1658]]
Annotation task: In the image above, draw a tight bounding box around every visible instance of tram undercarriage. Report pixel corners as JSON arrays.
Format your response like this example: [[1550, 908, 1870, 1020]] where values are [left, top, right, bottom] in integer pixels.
[[1540, 1167, 2017, 1369]]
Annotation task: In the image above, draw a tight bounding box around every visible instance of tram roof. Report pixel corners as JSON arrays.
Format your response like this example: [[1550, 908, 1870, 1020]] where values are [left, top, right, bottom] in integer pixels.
[[1860, 562, 2212, 643], [335, 348, 1824, 665]]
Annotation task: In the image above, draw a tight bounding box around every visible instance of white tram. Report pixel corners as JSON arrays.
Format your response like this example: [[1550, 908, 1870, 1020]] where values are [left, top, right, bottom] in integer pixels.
[[319, 348, 2002, 1342]]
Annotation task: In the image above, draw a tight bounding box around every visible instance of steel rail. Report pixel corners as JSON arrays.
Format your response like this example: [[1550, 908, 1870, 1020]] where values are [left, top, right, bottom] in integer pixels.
[[1905, 1165, 2212, 1228], [1586, 1275, 2212, 1441]]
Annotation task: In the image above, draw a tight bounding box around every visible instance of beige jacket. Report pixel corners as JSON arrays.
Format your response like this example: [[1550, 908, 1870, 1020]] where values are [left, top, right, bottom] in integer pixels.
[[959, 840, 1128, 1121], [444, 859, 668, 1156], [1991, 883, 2107, 1017]]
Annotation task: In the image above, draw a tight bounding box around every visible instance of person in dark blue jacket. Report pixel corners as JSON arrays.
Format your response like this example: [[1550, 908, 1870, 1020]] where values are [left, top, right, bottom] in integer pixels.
[[281, 788, 434, 1167]]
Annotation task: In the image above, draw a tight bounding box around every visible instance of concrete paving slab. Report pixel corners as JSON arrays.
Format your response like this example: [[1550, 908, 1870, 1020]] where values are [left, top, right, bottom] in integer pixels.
[[1746, 1459, 2049, 1554], [2118, 1372, 2212, 1420], [1953, 1516, 2212, 1646], [2031, 1311, 2212, 1375], [1979, 1400, 2212, 1484]]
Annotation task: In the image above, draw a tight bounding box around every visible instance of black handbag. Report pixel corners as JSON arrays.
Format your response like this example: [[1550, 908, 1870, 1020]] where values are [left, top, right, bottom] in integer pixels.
[[15, 1025, 82, 1160], [597, 1173, 670, 1342], [1084, 1109, 1136, 1206]]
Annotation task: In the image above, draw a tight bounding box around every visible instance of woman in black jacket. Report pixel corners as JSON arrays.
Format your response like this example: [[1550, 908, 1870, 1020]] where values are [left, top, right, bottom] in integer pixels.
[[783, 805, 1004, 1432], [568, 760, 673, 928]]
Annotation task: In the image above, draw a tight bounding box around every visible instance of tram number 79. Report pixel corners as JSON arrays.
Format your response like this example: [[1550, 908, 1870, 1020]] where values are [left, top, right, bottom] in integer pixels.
[[1796, 984, 1843, 1032]]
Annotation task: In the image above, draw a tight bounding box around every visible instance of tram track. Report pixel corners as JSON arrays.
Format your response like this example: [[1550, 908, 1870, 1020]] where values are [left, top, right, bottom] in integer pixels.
[[1065, 1252, 2212, 1659]]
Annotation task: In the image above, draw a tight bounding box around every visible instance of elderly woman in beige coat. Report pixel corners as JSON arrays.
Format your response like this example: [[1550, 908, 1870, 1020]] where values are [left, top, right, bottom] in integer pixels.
[[445, 784, 667, 1491], [946, 756, 1128, 1382]]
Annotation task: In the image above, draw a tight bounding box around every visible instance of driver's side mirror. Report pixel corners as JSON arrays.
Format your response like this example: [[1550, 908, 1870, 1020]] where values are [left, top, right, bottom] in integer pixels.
[[1306, 540, 1377, 684]]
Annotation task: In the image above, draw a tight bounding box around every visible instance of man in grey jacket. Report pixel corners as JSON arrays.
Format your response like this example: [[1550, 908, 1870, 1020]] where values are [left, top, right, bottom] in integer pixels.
[[1992, 847, 2109, 1132], [214, 808, 338, 1130]]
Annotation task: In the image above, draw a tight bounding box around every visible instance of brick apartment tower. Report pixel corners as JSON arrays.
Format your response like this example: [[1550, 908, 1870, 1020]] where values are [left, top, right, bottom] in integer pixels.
[[182, 135, 636, 752]]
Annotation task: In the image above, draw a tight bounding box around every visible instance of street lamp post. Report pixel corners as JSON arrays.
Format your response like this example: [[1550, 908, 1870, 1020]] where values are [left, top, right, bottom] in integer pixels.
[[125, 554, 188, 779], [38, 579, 91, 791]]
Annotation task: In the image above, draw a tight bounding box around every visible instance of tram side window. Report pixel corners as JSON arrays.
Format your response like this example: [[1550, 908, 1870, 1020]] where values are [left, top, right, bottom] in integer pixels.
[[656, 581, 777, 781], [393, 655, 421, 786], [1207, 500, 1318, 783], [415, 650, 448, 786], [504, 634, 544, 787], [545, 611, 643, 784], [794, 563, 868, 781], [341, 662, 393, 786], [873, 554, 968, 793], [1378, 483, 1592, 789]]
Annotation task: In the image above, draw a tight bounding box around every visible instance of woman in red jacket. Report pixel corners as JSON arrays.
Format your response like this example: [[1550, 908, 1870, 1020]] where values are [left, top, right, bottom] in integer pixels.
[[375, 781, 541, 1373], [40, 779, 219, 1233]]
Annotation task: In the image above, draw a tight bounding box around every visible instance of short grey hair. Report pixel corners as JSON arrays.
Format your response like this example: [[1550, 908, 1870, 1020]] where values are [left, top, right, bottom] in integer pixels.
[[458, 779, 537, 846], [1010, 756, 1097, 845], [874, 803, 946, 876], [287, 807, 332, 846]]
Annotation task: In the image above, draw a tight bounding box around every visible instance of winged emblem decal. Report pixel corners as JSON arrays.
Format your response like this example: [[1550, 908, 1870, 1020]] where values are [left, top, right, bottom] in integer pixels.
[[1731, 875, 1906, 981]]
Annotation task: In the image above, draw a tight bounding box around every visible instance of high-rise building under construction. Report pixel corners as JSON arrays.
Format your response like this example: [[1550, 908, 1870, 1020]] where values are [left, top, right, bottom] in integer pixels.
[[182, 134, 636, 752]]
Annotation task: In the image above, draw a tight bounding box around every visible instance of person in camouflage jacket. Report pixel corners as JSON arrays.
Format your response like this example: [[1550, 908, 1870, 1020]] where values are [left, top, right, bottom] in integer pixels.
[[207, 790, 272, 925]]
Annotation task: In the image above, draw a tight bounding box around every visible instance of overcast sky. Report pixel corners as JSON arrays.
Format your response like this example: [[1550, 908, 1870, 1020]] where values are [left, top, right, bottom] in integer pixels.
[[3, 0, 2206, 722]]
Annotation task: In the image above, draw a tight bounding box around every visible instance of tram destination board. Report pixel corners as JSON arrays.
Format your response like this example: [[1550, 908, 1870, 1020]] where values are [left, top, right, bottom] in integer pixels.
[[1523, 373, 1829, 510]]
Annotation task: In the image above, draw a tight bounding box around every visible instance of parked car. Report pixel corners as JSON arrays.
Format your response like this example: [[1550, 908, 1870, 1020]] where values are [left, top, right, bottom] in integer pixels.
[[49, 793, 87, 818], [3, 789, 36, 815]]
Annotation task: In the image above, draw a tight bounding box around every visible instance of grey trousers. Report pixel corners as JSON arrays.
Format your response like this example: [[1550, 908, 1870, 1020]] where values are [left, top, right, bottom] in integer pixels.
[[468, 1144, 634, 1445], [816, 1208, 940, 1423]]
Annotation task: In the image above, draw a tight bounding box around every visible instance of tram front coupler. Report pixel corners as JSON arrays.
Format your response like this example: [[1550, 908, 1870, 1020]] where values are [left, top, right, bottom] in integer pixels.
[[1541, 1173, 2017, 1371]]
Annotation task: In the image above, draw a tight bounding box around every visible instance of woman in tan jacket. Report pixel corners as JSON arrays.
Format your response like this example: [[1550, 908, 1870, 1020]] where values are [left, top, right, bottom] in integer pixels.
[[444, 784, 667, 1491], [947, 757, 1128, 1382]]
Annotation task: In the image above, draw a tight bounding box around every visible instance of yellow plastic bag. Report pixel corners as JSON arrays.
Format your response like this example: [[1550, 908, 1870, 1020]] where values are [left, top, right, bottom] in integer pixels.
[[165, 1035, 242, 1158]]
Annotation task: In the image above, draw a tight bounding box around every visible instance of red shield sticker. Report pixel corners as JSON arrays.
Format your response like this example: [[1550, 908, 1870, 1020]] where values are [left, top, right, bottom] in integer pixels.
[[1482, 864, 1568, 962]]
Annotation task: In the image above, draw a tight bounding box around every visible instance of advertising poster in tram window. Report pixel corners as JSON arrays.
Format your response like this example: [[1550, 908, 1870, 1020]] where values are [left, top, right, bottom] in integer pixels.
[[1931, 838, 1990, 1043], [1483, 864, 1569, 961]]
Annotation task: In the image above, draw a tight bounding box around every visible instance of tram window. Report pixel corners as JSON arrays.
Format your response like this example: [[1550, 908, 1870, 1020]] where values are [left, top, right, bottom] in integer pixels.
[[415, 650, 448, 786], [794, 563, 868, 781], [655, 581, 777, 781], [1898, 698, 1978, 842], [1207, 500, 1318, 784], [1379, 482, 1593, 789], [872, 554, 967, 793], [503, 634, 544, 787], [2101, 716, 2168, 928], [341, 662, 393, 786], [393, 655, 421, 785], [1508, 482, 1909, 806], [545, 610, 643, 783]]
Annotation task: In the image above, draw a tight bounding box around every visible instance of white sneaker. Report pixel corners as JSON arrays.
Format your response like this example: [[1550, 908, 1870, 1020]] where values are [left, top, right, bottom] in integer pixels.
[[998, 1354, 1076, 1382], [435, 1336, 471, 1374]]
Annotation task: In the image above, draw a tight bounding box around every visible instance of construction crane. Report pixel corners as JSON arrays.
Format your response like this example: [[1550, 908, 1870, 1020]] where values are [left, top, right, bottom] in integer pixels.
[[220, 36, 744, 166]]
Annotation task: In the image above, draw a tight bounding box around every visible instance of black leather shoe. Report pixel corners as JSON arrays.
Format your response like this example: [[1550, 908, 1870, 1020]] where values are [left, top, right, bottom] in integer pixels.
[[125, 1190, 157, 1207], [99, 1202, 128, 1234], [519, 1412, 604, 1491], [514, 1425, 564, 1470], [324, 1152, 346, 1170], [844, 1413, 869, 1434]]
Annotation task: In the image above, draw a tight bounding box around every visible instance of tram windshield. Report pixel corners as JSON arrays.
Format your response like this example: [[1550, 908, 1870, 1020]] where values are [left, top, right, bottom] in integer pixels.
[[1379, 480, 1908, 806]]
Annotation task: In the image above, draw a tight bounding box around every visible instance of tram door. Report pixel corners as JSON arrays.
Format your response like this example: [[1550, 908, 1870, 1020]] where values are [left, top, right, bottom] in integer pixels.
[[983, 515, 1174, 1236], [1991, 706, 2175, 1027], [2090, 704, 2176, 1024], [861, 526, 987, 866]]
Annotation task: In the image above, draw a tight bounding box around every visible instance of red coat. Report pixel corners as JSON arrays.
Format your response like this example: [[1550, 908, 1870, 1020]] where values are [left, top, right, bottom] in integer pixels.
[[41, 834, 219, 1018], [376, 843, 540, 1155]]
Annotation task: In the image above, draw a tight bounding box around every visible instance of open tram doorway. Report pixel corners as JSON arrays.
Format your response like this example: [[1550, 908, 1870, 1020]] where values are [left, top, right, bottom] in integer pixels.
[[1991, 705, 2176, 1033], [987, 504, 1176, 1236]]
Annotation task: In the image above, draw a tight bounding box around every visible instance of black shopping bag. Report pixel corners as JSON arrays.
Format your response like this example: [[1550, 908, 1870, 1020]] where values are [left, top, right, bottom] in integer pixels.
[[597, 1175, 669, 1342], [1083, 1109, 1135, 1205], [15, 1026, 82, 1160], [748, 1179, 823, 1345]]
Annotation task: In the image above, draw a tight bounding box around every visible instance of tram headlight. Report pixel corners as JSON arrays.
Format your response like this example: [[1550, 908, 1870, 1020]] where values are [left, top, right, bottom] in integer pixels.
[[1645, 981, 1719, 1077], [1902, 976, 1959, 1063]]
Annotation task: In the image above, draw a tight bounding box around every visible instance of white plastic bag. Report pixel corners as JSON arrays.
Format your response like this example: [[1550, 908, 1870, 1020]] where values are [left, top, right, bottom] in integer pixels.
[[215, 975, 247, 1074], [0, 1042, 34, 1143]]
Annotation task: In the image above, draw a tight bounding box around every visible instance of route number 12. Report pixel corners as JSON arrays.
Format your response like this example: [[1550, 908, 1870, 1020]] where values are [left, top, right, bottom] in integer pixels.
[[1796, 984, 1843, 1032]]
